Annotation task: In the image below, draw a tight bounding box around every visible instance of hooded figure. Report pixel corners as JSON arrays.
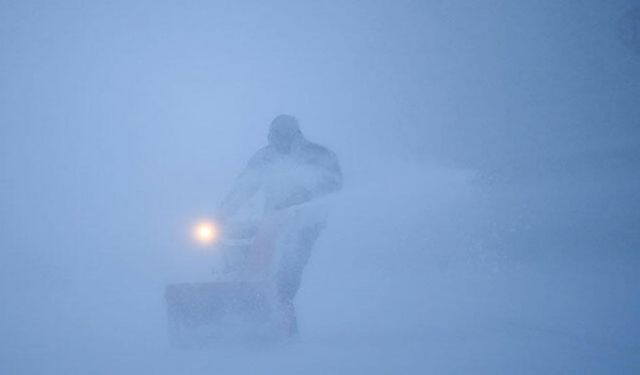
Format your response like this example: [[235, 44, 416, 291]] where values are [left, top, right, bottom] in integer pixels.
[[216, 114, 342, 336]]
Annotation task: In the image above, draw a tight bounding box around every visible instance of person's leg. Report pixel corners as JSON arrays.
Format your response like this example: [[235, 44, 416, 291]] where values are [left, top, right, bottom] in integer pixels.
[[275, 220, 325, 336]]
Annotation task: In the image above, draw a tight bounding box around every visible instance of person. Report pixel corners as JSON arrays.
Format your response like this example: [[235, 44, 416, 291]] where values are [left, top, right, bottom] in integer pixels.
[[216, 114, 342, 336]]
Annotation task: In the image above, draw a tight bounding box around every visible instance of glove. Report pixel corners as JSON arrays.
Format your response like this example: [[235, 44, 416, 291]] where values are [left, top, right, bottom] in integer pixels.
[[274, 187, 312, 210]]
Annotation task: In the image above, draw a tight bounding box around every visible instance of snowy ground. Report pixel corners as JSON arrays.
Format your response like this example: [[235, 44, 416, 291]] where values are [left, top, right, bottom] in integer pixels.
[[1, 164, 638, 374], [2, 263, 638, 374]]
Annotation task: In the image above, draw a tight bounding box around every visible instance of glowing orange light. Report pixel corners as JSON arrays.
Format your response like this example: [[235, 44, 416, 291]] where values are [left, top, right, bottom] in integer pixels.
[[193, 221, 219, 245]]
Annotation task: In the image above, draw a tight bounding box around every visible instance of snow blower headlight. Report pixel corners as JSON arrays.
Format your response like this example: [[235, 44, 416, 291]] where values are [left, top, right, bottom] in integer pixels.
[[193, 220, 219, 246]]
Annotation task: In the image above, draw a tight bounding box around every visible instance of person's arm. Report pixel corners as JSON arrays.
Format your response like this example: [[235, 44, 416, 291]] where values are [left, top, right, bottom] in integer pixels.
[[273, 148, 342, 210], [216, 149, 269, 220], [313, 149, 343, 197]]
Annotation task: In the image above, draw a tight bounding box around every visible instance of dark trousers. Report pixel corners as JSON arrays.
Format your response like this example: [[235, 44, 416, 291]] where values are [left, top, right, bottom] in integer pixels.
[[275, 220, 325, 303]]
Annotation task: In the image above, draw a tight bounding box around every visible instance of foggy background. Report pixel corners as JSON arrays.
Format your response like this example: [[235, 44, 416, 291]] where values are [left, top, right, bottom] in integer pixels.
[[1, 0, 639, 373]]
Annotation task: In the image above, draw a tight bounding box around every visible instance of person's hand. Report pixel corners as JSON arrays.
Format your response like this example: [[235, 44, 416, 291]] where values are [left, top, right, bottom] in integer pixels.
[[275, 187, 312, 210], [213, 205, 232, 224]]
